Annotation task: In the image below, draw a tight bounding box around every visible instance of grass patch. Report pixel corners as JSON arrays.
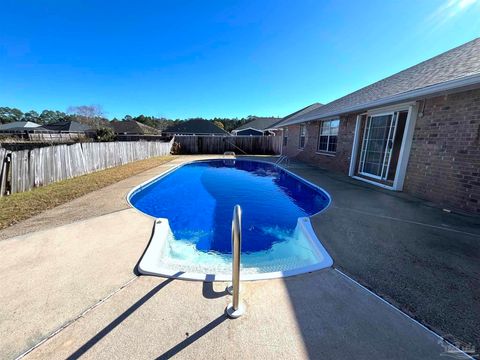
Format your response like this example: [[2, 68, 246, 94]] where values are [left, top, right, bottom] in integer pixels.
[[0, 156, 175, 230]]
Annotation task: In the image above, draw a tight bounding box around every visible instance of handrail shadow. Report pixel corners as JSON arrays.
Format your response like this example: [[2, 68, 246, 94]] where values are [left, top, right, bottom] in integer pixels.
[[202, 281, 228, 299], [156, 314, 227, 359], [66, 273, 182, 360]]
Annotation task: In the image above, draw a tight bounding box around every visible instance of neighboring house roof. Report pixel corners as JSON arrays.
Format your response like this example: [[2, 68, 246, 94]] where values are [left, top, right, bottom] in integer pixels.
[[271, 103, 323, 128], [280, 37, 480, 126], [232, 117, 281, 133], [0, 126, 52, 133], [0, 127, 46, 133], [110, 120, 160, 135], [43, 121, 93, 132], [164, 119, 229, 135], [234, 128, 265, 136], [0, 121, 41, 130]]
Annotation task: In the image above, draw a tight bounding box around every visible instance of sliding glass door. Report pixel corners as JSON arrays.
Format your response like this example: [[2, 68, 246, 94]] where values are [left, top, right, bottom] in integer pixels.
[[358, 113, 398, 181]]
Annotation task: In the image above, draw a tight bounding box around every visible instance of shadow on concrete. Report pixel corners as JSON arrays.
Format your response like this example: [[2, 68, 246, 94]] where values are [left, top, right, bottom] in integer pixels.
[[202, 281, 228, 299], [281, 269, 458, 359], [279, 160, 479, 359], [156, 314, 227, 360], [66, 275, 179, 360]]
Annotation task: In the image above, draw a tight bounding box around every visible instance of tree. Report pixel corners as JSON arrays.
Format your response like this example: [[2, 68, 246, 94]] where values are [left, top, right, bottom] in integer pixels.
[[96, 127, 116, 142], [67, 104, 105, 118], [67, 104, 109, 129], [0, 107, 23, 124], [39, 110, 67, 124], [23, 110, 40, 123]]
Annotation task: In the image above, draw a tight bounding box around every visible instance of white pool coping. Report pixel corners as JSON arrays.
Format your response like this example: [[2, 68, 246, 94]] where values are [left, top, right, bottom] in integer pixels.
[[128, 158, 334, 281]]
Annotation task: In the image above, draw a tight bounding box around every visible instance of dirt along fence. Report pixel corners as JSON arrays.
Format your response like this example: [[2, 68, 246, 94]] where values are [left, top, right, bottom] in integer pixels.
[[173, 135, 282, 155], [0, 139, 174, 196]]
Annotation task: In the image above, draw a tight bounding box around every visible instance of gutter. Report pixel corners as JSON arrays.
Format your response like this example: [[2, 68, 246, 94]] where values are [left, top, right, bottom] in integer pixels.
[[280, 73, 480, 126]]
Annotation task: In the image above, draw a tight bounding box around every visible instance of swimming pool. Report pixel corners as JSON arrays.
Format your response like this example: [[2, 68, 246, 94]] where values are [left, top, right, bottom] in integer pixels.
[[129, 159, 333, 280]]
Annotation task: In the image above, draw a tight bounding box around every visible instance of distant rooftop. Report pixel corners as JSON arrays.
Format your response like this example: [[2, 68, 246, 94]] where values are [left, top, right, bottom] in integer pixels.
[[43, 121, 93, 132], [279, 37, 480, 126], [232, 117, 281, 133], [0, 121, 41, 130], [164, 119, 229, 135], [110, 120, 160, 135]]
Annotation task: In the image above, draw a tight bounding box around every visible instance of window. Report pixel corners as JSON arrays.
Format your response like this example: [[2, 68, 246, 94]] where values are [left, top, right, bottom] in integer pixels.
[[317, 119, 339, 153], [299, 125, 306, 149], [283, 128, 288, 146]]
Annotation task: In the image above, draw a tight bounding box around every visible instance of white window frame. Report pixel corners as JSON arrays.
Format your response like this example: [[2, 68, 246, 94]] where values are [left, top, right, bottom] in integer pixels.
[[348, 102, 418, 191], [298, 125, 306, 149], [316, 119, 339, 154]]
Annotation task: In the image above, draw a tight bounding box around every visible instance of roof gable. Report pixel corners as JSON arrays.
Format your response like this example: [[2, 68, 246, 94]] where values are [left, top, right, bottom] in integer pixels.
[[235, 128, 264, 135]]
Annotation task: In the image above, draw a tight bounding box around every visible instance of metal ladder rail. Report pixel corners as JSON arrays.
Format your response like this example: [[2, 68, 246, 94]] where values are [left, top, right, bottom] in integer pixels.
[[275, 155, 289, 166], [223, 139, 249, 155], [275, 155, 286, 164], [226, 205, 245, 318]]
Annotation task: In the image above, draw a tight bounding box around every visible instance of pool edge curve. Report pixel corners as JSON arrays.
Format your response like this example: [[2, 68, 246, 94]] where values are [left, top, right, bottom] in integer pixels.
[[127, 157, 334, 281]]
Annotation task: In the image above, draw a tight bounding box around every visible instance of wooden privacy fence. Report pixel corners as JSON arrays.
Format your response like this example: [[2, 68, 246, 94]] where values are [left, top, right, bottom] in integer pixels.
[[0, 132, 92, 143], [28, 132, 91, 142], [0, 139, 174, 195], [174, 135, 282, 155]]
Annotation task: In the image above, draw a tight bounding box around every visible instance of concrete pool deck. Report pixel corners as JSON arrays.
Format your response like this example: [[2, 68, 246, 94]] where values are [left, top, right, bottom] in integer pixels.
[[270, 158, 480, 352], [0, 155, 476, 359]]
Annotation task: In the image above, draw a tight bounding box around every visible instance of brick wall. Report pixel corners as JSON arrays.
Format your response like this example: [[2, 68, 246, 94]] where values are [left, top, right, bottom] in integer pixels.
[[283, 88, 480, 214], [283, 114, 357, 174], [404, 89, 480, 214]]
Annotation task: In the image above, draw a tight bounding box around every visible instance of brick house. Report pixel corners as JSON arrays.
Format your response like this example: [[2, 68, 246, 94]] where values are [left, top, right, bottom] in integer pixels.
[[276, 38, 480, 214]]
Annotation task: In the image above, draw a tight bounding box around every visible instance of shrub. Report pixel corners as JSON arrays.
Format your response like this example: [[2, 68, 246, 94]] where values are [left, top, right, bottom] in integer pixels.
[[170, 141, 182, 155], [96, 127, 116, 142]]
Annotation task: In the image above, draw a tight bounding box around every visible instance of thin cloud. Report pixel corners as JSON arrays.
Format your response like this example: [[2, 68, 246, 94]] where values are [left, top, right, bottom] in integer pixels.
[[426, 0, 479, 30]]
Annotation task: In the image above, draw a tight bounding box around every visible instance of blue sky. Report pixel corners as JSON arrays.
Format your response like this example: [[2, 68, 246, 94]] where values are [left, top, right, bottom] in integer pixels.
[[1, 0, 479, 119]]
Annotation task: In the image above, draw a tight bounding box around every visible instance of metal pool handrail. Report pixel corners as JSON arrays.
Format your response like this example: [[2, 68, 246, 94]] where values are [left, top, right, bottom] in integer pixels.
[[223, 138, 249, 155], [226, 205, 245, 318], [275, 155, 289, 166]]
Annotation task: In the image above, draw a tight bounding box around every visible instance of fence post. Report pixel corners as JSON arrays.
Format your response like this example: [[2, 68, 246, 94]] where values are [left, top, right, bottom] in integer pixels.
[[0, 151, 9, 197]]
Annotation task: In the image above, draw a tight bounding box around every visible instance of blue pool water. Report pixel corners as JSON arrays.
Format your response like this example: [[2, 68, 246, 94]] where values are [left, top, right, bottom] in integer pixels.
[[130, 160, 330, 257]]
